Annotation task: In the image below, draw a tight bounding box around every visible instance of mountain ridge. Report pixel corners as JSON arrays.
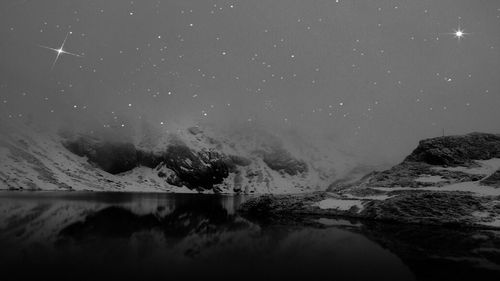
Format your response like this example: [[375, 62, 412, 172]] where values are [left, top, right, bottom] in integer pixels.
[[0, 119, 360, 193]]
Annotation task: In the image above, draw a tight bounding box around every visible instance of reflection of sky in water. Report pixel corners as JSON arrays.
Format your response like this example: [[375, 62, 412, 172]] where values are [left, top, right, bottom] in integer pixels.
[[0, 192, 499, 280]]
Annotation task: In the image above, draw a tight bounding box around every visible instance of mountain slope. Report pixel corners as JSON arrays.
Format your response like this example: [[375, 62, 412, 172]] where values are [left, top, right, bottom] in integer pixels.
[[0, 119, 360, 193], [0, 120, 189, 192]]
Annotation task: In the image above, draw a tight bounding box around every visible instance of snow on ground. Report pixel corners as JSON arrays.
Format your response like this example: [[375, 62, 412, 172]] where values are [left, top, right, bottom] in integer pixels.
[[117, 167, 197, 193], [370, 159, 500, 196], [342, 193, 393, 201], [471, 211, 500, 228], [213, 156, 325, 194], [176, 124, 361, 194], [425, 181, 500, 196], [0, 121, 185, 192], [315, 198, 364, 212], [373, 181, 500, 197], [433, 158, 500, 177], [479, 219, 500, 228]]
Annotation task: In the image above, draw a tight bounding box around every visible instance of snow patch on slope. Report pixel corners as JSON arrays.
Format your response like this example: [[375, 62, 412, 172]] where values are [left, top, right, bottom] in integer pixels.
[[433, 158, 500, 176], [370, 159, 500, 197], [373, 182, 500, 197], [315, 198, 364, 212]]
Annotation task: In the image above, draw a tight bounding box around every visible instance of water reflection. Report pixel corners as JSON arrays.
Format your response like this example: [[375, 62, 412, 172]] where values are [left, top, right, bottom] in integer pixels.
[[0, 192, 499, 280]]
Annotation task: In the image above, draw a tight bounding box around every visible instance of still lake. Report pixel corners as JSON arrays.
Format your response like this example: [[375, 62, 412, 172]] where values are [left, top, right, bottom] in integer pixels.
[[0, 191, 499, 281]]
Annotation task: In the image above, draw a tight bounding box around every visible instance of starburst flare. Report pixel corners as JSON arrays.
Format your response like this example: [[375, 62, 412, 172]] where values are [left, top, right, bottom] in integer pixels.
[[39, 32, 82, 69], [451, 27, 469, 41]]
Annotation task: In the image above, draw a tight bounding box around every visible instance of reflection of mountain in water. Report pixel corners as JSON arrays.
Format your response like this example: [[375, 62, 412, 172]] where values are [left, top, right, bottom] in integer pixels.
[[1, 192, 500, 280], [55, 206, 414, 281], [59, 200, 253, 251]]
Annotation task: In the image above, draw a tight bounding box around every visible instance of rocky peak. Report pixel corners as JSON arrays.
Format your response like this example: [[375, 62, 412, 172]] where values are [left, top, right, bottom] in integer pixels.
[[334, 132, 500, 190], [404, 132, 500, 167]]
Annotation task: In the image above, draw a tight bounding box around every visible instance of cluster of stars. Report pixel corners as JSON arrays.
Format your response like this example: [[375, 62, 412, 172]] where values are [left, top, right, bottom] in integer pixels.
[[1, 0, 498, 141]]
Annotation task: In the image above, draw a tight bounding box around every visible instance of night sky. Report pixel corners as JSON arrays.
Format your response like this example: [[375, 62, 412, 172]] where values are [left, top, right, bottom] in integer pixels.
[[1, 0, 499, 163]]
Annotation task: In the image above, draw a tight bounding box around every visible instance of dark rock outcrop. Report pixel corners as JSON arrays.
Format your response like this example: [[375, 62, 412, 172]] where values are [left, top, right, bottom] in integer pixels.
[[161, 144, 237, 190], [258, 146, 307, 176], [238, 191, 497, 228], [365, 162, 483, 188], [187, 126, 203, 135], [238, 193, 356, 220], [63, 136, 246, 191], [404, 132, 500, 166], [63, 136, 138, 174], [481, 169, 500, 188], [61, 126, 312, 192], [228, 155, 252, 167]]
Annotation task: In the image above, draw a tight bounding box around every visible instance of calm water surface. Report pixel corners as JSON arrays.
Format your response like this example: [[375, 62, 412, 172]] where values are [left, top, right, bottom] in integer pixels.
[[0, 192, 499, 281]]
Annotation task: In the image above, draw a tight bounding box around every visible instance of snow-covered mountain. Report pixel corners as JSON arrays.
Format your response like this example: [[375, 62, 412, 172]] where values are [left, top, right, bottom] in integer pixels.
[[0, 118, 361, 193]]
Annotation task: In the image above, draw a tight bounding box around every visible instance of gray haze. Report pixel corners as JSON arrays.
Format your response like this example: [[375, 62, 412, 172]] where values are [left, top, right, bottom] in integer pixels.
[[1, 0, 500, 164]]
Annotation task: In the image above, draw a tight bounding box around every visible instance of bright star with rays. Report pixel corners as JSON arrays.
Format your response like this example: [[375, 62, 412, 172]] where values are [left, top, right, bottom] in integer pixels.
[[39, 32, 82, 69], [451, 27, 469, 41]]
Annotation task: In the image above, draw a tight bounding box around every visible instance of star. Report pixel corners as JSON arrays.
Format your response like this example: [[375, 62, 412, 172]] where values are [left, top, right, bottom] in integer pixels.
[[39, 32, 82, 69], [452, 27, 468, 41]]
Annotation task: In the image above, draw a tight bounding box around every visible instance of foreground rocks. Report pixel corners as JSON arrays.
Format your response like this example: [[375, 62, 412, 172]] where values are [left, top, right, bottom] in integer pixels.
[[239, 191, 500, 228], [357, 161, 484, 188]]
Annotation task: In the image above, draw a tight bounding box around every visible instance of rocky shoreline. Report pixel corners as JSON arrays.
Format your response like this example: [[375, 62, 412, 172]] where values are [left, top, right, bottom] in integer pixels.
[[238, 191, 500, 229]]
